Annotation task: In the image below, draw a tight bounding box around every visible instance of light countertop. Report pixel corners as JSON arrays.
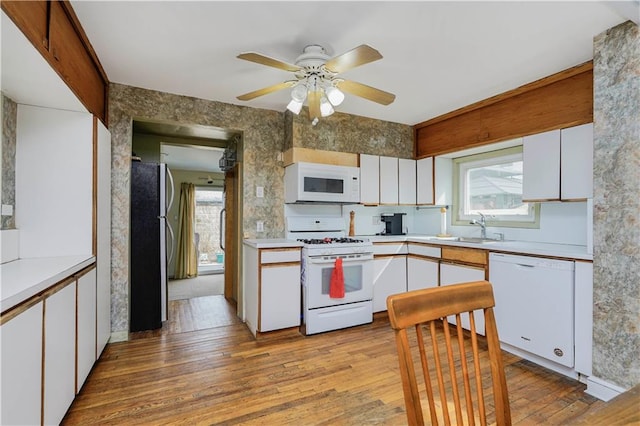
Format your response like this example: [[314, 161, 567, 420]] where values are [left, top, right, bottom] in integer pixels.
[[243, 239, 304, 249], [1, 255, 95, 313], [363, 234, 592, 261]]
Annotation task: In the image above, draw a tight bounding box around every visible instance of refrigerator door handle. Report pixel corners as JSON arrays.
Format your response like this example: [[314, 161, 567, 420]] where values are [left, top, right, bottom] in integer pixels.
[[166, 167, 175, 212], [219, 208, 226, 251], [167, 222, 176, 264]]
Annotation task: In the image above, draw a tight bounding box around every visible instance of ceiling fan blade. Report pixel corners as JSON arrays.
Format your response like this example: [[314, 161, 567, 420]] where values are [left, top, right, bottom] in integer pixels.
[[324, 44, 383, 74], [336, 80, 396, 105], [236, 81, 296, 101], [308, 90, 321, 120], [237, 52, 301, 72]]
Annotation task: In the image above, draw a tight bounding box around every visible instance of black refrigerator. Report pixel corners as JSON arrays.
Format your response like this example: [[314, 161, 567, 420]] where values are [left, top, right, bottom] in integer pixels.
[[130, 161, 174, 332]]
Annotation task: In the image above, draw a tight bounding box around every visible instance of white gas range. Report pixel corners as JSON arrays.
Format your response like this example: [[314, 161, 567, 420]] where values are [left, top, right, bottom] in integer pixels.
[[287, 217, 374, 335]]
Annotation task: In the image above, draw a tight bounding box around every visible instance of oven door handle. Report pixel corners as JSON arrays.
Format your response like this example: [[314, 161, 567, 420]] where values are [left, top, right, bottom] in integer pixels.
[[308, 254, 373, 264]]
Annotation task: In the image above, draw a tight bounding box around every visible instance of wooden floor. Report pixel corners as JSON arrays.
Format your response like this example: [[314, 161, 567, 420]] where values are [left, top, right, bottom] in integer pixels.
[[63, 297, 604, 425]]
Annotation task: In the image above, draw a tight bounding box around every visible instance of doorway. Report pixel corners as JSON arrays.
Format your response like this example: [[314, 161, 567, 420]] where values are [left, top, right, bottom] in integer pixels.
[[194, 187, 224, 276], [130, 119, 241, 335]]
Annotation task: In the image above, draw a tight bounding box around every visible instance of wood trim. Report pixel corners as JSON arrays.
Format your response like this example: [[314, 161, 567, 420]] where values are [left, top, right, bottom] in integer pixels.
[[283, 147, 358, 167], [2, 0, 109, 123], [441, 247, 488, 266], [407, 241, 441, 249], [92, 116, 98, 256], [414, 62, 593, 157], [260, 261, 301, 268], [58, 1, 109, 84], [41, 298, 46, 426], [373, 254, 407, 259], [407, 253, 440, 262], [0, 265, 96, 323]]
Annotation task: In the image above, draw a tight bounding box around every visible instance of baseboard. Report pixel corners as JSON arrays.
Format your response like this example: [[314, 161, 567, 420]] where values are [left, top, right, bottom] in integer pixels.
[[110, 330, 129, 343], [585, 375, 627, 401]]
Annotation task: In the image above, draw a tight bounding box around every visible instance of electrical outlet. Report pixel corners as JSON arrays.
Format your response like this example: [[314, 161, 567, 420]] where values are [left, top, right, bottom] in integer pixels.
[[256, 220, 264, 232], [1, 204, 13, 216], [256, 186, 264, 198]]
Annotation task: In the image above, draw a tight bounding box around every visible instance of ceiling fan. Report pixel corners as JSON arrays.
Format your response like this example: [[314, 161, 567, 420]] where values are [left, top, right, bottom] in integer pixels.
[[236, 44, 395, 124]]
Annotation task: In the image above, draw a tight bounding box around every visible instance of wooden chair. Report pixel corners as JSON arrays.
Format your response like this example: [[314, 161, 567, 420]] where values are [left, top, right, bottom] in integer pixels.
[[387, 280, 511, 426]]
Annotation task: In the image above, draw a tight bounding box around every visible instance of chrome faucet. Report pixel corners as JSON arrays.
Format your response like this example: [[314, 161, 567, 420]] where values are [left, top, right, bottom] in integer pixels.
[[470, 213, 487, 238]]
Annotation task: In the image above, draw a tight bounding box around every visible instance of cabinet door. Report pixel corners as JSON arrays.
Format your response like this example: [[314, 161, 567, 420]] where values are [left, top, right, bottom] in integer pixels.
[[379, 156, 399, 205], [1, 302, 43, 426], [44, 283, 76, 425], [440, 263, 486, 335], [407, 256, 439, 291], [77, 268, 97, 391], [359, 154, 379, 205], [398, 159, 417, 205], [96, 119, 112, 355], [574, 261, 593, 375], [416, 157, 434, 205], [522, 129, 560, 201], [373, 256, 407, 312], [260, 264, 301, 331], [561, 123, 593, 200]]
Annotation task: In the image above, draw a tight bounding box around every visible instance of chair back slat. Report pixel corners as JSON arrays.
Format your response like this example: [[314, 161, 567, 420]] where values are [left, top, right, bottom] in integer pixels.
[[387, 281, 512, 426]]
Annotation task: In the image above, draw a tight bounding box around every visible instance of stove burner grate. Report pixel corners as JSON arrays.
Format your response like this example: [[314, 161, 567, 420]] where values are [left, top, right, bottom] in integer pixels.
[[298, 237, 364, 245]]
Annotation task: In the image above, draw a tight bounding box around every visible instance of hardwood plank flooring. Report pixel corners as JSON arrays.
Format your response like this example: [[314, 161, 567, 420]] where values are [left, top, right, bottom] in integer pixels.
[[64, 301, 605, 425]]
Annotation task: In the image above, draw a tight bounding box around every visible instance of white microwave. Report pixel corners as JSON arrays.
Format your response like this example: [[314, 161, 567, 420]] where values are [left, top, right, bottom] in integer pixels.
[[284, 162, 360, 204]]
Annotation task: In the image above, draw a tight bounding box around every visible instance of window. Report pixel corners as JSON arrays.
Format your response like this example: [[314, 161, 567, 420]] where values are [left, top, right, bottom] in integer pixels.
[[452, 146, 539, 228]]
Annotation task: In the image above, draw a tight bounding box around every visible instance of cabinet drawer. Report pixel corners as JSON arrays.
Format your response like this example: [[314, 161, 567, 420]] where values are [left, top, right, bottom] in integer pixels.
[[260, 249, 301, 264], [408, 243, 441, 258], [441, 246, 487, 266], [372, 242, 407, 255]]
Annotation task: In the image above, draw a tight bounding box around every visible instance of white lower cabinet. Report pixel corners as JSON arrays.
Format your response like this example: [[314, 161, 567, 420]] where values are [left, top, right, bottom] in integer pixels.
[[77, 268, 97, 391], [440, 262, 486, 335], [1, 302, 43, 426], [373, 255, 407, 312], [260, 263, 301, 332], [574, 261, 593, 375], [44, 283, 77, 425], [406, 255, 439, 291]]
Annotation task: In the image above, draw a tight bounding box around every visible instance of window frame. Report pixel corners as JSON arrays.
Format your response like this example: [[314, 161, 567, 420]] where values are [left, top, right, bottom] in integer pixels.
[[452, 146, 540, 228]]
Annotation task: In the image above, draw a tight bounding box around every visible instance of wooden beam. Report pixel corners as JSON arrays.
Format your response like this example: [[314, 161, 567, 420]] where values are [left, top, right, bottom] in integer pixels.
[[414, 62, 593, 157]]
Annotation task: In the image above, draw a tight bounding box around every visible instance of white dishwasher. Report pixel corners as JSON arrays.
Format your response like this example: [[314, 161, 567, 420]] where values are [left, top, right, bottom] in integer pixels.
[[489, 253, 575, 367]]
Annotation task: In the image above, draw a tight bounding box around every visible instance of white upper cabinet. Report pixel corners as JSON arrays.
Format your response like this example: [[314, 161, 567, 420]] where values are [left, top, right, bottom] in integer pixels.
[[416, 157, 434, 204], [359, 154, 380, 205], [523, 124, 593, 202], [398, 159, 417, 205], [379, 156, 399, 204], [561, 123, 593, 200], [523, 129, 561, 201]]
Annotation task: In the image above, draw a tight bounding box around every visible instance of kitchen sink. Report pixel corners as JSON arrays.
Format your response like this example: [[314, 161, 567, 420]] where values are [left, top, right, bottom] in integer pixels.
[[456, 237, 502, 244]]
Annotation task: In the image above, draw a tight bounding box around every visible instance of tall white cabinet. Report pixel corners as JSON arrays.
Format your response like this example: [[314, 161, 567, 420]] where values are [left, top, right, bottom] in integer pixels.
[[96, 119, 112, 355]]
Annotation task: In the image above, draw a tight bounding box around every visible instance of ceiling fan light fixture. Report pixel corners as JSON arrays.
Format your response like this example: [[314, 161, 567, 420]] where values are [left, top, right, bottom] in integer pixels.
[[325, 86, 345, 106], [320, 96, 335, 117], [287, 99, 303, 115], [291, 83, 308, 102]]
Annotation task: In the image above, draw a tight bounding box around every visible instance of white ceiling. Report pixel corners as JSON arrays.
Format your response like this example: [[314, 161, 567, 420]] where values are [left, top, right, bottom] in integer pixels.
[[69, 1, 635, 126], [160, 144, 224, 173]]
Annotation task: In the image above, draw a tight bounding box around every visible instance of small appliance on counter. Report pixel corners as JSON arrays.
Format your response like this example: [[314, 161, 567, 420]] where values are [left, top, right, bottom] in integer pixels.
[[379, 213, 406, 235]]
